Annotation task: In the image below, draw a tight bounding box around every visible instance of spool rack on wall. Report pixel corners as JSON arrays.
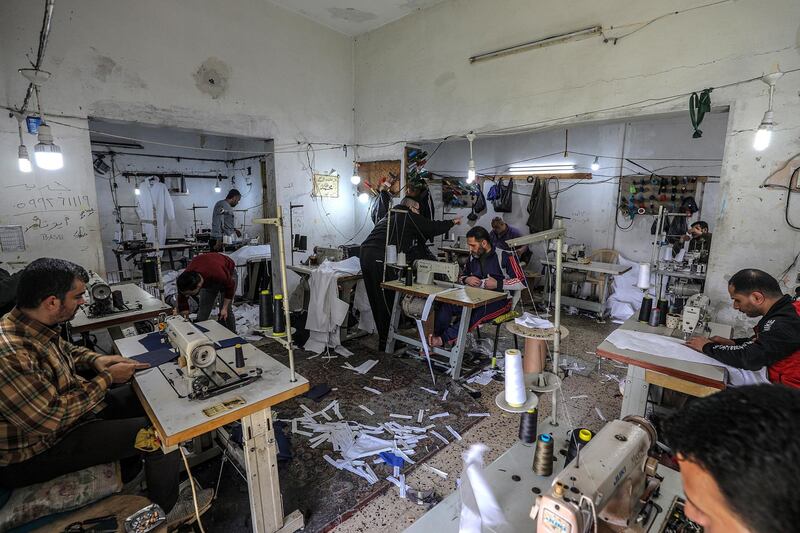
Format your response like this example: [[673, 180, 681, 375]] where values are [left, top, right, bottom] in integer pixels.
[[618, 175, 707, 218]]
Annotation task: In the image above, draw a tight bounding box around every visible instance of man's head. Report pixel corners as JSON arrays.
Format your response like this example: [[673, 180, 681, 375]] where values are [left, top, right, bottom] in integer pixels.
[[689, 221, 709, 238], [490, 217, 507, 234], [664, 385, 800, 533], [226, 189, 242, 207], [16, 258, 90, 325], [176, 271, 203, 297], [400, 196, 420, 214], [466, 226, 492, 257], [727, 269, 783, 318]]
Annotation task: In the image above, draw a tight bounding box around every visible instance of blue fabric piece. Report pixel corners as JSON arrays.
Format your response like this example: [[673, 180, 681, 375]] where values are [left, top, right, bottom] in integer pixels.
[[138, 332, 167, 351], [215, 337, 246, 350], [132, 348, 178, 368], [195, 323, 210, 333], [379, 452, 404, 468]]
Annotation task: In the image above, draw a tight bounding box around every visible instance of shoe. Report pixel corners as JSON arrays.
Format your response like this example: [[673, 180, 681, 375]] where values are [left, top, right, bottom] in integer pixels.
[[165, 480, 213, 530]]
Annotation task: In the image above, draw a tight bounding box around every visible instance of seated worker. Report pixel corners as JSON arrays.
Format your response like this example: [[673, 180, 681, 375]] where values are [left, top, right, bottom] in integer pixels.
[[686, 269, 800, 388], [489, 216, 530, 263], [675, 220, 712, 262], [0, 258, 211, 527], [176, 252, 238, 332], [360, 197, 461, 349], [429, 226, 526, 347], [664, 384, 800, 532]]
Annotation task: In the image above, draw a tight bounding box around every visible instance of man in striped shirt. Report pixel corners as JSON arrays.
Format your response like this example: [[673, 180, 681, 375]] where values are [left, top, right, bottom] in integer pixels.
[[429, 226, 526, 347], [0, 258, 209, 524]]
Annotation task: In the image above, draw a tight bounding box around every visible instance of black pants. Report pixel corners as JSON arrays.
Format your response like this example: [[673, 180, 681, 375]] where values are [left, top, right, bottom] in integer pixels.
[[0, 385, 180, 511], [360, 246, 395, 345]]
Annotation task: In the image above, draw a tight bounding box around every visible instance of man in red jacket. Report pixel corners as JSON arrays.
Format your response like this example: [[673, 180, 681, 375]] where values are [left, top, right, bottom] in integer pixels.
[[176, 252, 238, 332], [686, 269, 800, 388]]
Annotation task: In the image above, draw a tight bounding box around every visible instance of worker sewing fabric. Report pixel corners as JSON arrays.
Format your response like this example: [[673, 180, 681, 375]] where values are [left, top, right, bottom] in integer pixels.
[[360, 197, 461, 350], [0, 259, 212, 526], [664, 385, 800, 533], [674, 220, 712, 262], [489, 217, 530, 262], [429, 226, 526, 348], [686, 269, 800, 388], [210, 188, 241, 251], [176, 252, 238, 332]]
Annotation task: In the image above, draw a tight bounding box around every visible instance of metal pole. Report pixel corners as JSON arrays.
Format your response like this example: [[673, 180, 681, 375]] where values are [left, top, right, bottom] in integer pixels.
[[551, 218, 563, 426], [274, 206, 296, 382], [383, 208, 392, 283], [152, 205, 164, 302]]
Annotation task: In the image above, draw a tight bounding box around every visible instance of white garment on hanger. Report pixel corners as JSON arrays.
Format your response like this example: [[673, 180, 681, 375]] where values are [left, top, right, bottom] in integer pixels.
[[136, 179, 175, 247], [304, 257, 361, 355]]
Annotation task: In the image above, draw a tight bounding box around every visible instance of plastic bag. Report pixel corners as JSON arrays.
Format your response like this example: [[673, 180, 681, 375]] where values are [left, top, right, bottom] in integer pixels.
[[492, 178, 513, 213]]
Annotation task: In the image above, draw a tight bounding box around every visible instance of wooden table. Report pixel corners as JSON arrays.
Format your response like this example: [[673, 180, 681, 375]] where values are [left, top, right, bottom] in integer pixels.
[[541, 259, 631, 318], [69, 282, 172, 335], [115, 320, 310, 533], [288, 264, 366, 341], [596, 317, 732, 417], [381, 280, 507, 378], [112, 242, 202, 278]]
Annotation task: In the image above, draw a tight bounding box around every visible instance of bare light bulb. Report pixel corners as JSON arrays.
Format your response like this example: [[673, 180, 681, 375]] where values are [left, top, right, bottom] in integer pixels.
[[350, 173, 361, 185], [33, 124, 63, 170], [466, 159, 476, 184], [753, 110, 773, 151], [134, 185, 141, 196], [214, 182, 222, 193], [358, 192, 369, 204], [590, 156, 600, 171], [18, 145, 32, 173]]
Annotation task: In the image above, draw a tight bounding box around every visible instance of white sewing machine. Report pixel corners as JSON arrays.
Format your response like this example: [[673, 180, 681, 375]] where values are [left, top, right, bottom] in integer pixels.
[[682, 293, 711, 338], [165, 316, 217, 378], [311, 246, 344, 264], [86, 271, 113, 316], [415, 259, 459, 285], [532, 416, 662, 533]]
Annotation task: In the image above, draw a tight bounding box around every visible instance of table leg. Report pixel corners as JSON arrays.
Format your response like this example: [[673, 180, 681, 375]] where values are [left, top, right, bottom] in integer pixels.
[[386, 291, 402, 353], [241, 407, 304, 533], [620, 365, 649, 417], [449, 307, 472, 379], [168, 249, 176, 270], [598, 274, 610, 320]]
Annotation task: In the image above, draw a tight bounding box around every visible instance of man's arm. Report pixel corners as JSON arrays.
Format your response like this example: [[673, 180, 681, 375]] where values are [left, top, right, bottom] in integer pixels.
[[0, 350, 111, 437], [176, 292, 189, 313], [408, 212, 454, 241], [502, 253, 527, 291], [702, 323, 800, 370], [60, 340, 101, 372]]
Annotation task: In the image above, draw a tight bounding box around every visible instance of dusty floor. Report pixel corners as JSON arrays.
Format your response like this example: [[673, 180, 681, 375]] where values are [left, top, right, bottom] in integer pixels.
[[328, 313, 623, 532]]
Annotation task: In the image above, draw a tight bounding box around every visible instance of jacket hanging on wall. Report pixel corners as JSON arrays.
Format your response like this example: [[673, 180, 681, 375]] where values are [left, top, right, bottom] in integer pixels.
[[492, 178, 513, 213], [468, 181, 487, 221], [526, 178, 553, 233]]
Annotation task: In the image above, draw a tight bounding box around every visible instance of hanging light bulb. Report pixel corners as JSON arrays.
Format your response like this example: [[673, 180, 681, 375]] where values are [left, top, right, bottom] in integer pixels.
[[466, 133, 477, 184], [214, 178, 221, 193], [34, 123, 63, 170], [134, 179, 141, 196], [753, 70, 783, 152], [16, 122, 32, 173], [358, 192, 369, 204], [590, 156, 600, 171], [350, 165, 361, 185]]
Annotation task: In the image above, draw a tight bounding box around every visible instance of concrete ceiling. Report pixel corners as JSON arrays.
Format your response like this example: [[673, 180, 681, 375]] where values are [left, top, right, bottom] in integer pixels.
[[269, 0, 446, 36]]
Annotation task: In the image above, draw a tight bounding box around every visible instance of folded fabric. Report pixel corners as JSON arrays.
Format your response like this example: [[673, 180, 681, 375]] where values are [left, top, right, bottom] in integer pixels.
[[514, 312, 554, 329], [215, 336, 246, 349], [138, 332, 167, 351], [132, 348, 178, 368]]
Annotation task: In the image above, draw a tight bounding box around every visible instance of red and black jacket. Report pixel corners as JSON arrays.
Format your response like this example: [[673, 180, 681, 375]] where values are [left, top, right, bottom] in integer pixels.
[[703, 295, 800, 388]]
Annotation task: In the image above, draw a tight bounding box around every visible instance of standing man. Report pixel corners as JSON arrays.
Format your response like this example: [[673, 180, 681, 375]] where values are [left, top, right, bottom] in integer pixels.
[[360, 197, 460, 349], [176, 252, 238, 332], [0, 259, 211, 528], [210, 189, 241, 251], [429, 226, 526, 347], [489, 217, 530, 262], [685, 269, 800, 388], [664, 385, 800, 532]]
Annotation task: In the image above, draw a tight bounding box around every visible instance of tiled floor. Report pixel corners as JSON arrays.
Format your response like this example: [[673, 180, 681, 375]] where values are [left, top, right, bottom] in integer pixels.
[[331, 314, 624, 532]]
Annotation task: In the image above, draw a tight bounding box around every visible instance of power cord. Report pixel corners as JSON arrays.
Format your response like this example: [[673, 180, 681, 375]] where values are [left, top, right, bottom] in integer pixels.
[[179, 446, 207, 533]]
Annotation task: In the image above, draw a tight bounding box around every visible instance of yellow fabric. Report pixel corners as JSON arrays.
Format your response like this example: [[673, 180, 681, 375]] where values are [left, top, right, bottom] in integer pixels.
[[134, 427, 160, 452], [491, 309, 521, 325]]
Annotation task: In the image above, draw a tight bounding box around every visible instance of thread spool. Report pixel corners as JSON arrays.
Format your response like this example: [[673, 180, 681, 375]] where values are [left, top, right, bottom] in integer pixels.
[[637, 263, 651, 290], [523, 338, 546, 375], [532, 434, 554, 476], [396, 252, 407, 267], [259, 289, 273, 328], [404, 267, 413, 286], [386, 245, 398, 264], [141, 257, 158, 284], [564, 428, 593, 467], [648, 306, 661, 327], [657, 299, 669, 325], [504, 349, 527, 407], [272, 294, 286, 337], [638, 295, 653, 323], [235, 344, 245, 368], [518, 408, 538, 444]]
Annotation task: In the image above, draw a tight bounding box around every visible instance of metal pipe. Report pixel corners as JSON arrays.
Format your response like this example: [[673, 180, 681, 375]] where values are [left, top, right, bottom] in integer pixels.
[[20, 0, 56, 114], [469, 26, 600, 63], [275, 206, 296, 382], [551, 218, 564, 426]]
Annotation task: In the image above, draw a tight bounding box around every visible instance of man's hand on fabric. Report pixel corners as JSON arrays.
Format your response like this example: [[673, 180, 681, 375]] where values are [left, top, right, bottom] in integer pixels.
[[685, 336, 712, 352], [108, 361, 150, 384], [483, 277, 498, 289], [464, 276, 481, 287], [93, 355, 130, 372]]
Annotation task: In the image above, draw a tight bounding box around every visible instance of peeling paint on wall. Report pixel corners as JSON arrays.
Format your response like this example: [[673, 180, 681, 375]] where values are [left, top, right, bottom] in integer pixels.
[[328, 7, 377, 23], [193, 57, 230, 99]]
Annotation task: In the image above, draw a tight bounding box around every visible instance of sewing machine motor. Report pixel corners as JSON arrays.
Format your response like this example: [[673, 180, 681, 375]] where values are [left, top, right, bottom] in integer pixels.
[[87, 271, 114, 316], [165, 317, 217, 378], [532, 416, 662, 533], [414, 260, 460, 285], [681, 293, 711, 338]]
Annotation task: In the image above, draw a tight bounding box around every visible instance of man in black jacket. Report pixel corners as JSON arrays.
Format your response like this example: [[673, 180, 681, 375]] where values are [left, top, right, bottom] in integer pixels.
[[360, 197, 460, 350], [686, 269, 800, 388]]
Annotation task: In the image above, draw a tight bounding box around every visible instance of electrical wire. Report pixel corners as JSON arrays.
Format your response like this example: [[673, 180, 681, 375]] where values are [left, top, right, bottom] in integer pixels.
[[600, 0, 732, 44], [785, 168, 800, 231], [179, 446, 207, 533]]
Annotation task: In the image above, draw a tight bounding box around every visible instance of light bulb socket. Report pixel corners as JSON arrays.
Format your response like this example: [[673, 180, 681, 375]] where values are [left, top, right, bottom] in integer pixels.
[[18, 145, 32, 173], [18, 144, 30, 160], [759, 110, 774, 129], [37, 123, 54, 144]]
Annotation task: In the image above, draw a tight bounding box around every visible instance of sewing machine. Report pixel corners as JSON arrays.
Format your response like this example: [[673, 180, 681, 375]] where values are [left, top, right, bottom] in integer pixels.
[[165, 316, 217, 378], [681, 293, 711, 338], [532, 416, 663, 532], [415, 259, 459, 285], [86, 271, 113, 315], [550, 241, 587, 262], [310, 246, 344, 265]]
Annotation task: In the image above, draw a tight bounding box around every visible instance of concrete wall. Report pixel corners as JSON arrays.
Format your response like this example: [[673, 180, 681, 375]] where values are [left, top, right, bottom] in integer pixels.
[[354, 0, 800, 325], [0, 0, 357, 274]]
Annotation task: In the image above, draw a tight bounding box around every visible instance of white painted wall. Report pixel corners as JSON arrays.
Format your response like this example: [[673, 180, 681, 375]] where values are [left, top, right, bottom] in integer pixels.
[[354, 0, 800, 326], [0, 0, 357, 275]]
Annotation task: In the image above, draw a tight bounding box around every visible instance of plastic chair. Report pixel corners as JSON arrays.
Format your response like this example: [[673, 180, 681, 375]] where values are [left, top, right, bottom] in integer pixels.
[[585, 248, 619, 301]]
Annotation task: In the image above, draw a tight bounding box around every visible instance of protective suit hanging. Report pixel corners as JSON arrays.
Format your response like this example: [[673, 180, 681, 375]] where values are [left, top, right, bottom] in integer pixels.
[[136, 177, 175, 247]]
